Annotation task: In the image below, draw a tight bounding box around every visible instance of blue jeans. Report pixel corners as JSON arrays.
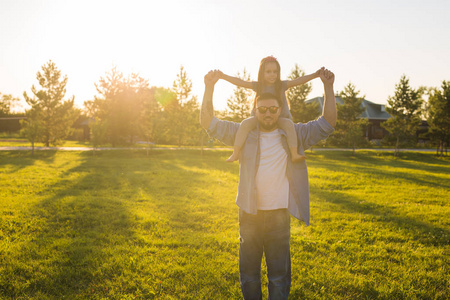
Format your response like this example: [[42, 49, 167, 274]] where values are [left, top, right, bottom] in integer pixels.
[[239, 209, 291, 300]]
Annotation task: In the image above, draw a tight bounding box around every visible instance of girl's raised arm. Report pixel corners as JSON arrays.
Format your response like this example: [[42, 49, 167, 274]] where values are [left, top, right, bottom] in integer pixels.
[[286, 67, 324, 89], [218, 70, 253, 89]]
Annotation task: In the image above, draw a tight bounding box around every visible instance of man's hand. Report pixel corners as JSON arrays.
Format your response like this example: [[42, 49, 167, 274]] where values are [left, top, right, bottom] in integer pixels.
[[320, 68, 335, 86], [204, 70, 221, 87]]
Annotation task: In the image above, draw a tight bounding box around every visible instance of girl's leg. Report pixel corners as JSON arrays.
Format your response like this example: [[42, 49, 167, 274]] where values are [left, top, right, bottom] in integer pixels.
[[227, 117, 258, 162], [277, 118, 306, 162]]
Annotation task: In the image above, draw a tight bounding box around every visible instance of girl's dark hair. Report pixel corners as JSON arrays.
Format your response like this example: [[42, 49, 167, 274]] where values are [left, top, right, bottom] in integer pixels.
[[257, 56, 282, 98]]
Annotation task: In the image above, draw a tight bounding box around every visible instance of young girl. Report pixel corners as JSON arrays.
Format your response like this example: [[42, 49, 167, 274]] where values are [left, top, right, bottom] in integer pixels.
[[218, 56, 322, 162]]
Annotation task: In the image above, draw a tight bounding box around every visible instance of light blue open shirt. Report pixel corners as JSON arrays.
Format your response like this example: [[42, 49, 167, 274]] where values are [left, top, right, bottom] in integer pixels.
[[207, 116, 334, 226]]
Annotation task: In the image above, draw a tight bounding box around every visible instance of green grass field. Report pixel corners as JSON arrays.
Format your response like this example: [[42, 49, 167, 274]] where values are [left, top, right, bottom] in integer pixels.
[[0, 150, 448, 299]]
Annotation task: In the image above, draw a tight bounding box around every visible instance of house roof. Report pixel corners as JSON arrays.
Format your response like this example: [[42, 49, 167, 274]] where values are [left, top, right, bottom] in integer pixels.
[[305, 96, 391, 120]]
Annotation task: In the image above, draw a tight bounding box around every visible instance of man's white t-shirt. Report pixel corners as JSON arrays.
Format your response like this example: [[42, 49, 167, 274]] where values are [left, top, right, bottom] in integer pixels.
[[255, 129, 289, 210]]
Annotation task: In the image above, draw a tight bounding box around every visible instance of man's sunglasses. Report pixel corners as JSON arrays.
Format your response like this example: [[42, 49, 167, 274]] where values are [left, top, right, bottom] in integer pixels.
[[256, 106, 280, 114]]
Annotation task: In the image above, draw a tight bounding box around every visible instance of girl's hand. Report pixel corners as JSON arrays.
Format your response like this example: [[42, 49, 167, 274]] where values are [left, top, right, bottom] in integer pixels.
[[315, 67, 325, 77], [204, 70, 221, 86]]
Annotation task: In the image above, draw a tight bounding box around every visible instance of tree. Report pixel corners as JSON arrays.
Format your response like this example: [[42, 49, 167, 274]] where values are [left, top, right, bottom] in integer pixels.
[[163, 66, 200, 146], [86, 66, 122, 145], [0, 93, 20, 116], [89, 119, 108, 155], [22, 60, 78, 146], [152, 87, 176, 144], [332, 83, 369, 155], [287, 64, 319, 123], [226, 69, 253, 122], [20, 107, 42, 155], [427, 81, 450, 156], [382, 75, 424, 156], [87, 67, 152, 146], [139, 86, 161, 154]]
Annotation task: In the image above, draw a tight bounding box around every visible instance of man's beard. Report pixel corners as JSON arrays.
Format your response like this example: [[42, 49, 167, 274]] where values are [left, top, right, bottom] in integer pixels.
[[258, 118, 278, 131]]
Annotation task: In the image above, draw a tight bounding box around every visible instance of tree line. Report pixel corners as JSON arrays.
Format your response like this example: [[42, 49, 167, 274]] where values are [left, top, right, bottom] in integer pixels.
[[0, 60, 449, 156], [328, 76, 449, 156]]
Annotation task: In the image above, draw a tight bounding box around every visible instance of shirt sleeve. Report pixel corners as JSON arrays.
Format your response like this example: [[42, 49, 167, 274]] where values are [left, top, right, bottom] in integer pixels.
[[295, 116, 335, 150], [281, 80, 288, 92], [207, 117, 240, 146], [251, 81, 259, 93]]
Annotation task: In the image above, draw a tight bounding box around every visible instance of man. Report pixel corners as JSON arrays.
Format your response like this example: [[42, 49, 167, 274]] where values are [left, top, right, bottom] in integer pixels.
[[200, 68, 336, 299]]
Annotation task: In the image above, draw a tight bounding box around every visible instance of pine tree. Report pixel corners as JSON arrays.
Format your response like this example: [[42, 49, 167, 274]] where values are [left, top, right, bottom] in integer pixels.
[[335, 83, 368, 155], [152, 87, 176, 144], [382, 75, 423, 156], [287, 64, 319, 123], [88, 67, 151, 146], [139, 86, 160, 154], [427, 81, 450, 156], [20, 107, 42, 155], [164, 66, 200, 146], [23, 60, 78, 147], [89, 119, 108, 155], [226, 69, 253, 122]]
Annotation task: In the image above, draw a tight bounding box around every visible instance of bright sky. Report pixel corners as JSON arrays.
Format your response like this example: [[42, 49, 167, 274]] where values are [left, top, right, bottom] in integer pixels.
[[1, 0, 449, 112]]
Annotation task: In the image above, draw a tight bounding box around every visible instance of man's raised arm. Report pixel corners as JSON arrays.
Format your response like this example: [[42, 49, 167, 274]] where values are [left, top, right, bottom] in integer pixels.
[[320, 68, 337, 127], [200, 70, 221, 129]]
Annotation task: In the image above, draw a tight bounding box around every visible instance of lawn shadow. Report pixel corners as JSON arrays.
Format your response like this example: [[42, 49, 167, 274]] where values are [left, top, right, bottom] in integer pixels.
[[6, 151, 140, 298], [128, 150, 241, 297], [0, 150, 57, 173], [309, 151, 450, 190], [135, 149, 239, 236], [310, 188, 449, 247], [3, 149, 240, 298]]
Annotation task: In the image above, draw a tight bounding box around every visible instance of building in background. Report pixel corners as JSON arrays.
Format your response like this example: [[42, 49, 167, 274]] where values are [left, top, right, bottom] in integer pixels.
[[306, 96, 391, 141]]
